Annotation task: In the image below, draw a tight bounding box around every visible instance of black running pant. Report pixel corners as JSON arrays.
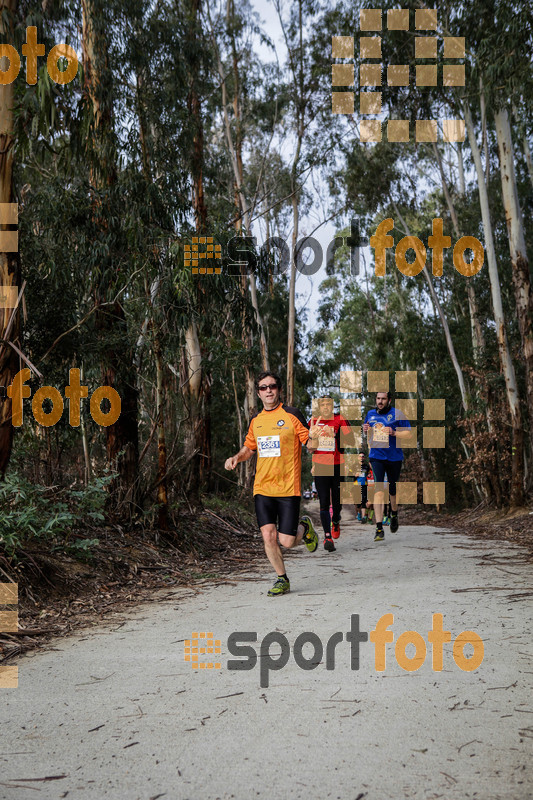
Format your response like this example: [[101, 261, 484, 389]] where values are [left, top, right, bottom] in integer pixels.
[[315, 465, 341, 535]]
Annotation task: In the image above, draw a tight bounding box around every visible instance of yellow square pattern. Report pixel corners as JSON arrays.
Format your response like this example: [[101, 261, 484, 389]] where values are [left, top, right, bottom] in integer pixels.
[[339, 425, 361, 448], [387, 9, 409, 30], [443, 65, 465, 86], [367, 370, 389, 392], [0, 666, 18, 688], [416, 65, 437, 86], [185, 631, 221, 669], [401, 426, 418, 448], [443, 37, 465, 58], [443, 119, 465, 142], [360, 9, 382, 30], [416, 120, 438, 142], [388, 65, 409, 86], [423, 482, 446, 505], [350, 10, 465, 143], [395, 370, 418, 392], [395, 398, 417, 420], [339, 398, 361, 420], [424, 399, 445, 420], [340, 370, 362, 392], [187, 238, 222, 274], [423, 427, 446, 448], [360, 64, 382, 86], [415, 9, 437, 29], [332, 64, 354, 86], [360, 119, 381, 142], [360, 92, 382, 114], [415, 37, 437, 58], [332, 92, 354, 114], [332, 36, 354, 58], [388, 120, 409, 142], [340, 482, 361, 504], [396, 482, 418, 504], [360, 37, 382, 59], [0, 583, 18, 603], [325, 370, 447, 507]]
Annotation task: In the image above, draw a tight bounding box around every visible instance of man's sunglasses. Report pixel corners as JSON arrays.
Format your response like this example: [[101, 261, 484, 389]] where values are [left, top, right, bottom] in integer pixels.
[[258, 383, 278, 391]]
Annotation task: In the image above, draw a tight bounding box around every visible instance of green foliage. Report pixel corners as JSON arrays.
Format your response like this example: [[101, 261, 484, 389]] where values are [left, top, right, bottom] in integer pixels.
[[0, 474, 112, 558]]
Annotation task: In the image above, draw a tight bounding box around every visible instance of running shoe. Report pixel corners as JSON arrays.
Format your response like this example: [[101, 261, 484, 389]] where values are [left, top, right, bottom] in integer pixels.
[[356, 512, 362, 522], [300, 516, 318, 552], [390, 512, 399, 533], [383, 515, 390, 526], [361, 516, 367, 524], [267, 576, 290, 596], [331, 522, 340, 539], [374, 528, 385, 542], [323, 536, 336, 552]]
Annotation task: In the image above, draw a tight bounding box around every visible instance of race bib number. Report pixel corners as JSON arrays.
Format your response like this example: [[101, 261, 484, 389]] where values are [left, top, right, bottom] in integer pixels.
[[318, 434, 335, 452], [371, 422, 389, 445], [257, 435, 281, 458]]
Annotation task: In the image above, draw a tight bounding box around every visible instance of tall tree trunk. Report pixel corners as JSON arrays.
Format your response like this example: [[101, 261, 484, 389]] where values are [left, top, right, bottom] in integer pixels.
[[522, 134, 533, 189], [393, 201, 469, 410], [154, 329, 168, 529], [494, 105, 533, 452], [0, 0, 20, 475], [82, 0, 139, 510], [279, 0, 305, 406], [212, 4, 270, 373], [432, 142, 485, 363], [457, 142, 466, 196], [181, 318, 203, 505], [464, 100, 524, 506], [181, 0, 211, 504]]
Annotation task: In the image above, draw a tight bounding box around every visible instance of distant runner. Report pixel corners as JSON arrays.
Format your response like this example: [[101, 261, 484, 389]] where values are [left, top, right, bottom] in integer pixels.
[[363, 391, 411, 542], [309, 397, 351, 552], [356, 449, 370, 523], [225, 371, 320, 596]]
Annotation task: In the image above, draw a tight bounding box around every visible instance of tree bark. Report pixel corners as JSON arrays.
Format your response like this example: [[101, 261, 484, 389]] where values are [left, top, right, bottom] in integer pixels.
[[0, 0, 20, 476], [393, 201, 469, 410], [212, 4, 270, 373], [82, 0, 139, 510], [494, 105, 533, 453], [464, 100, 524, 506]]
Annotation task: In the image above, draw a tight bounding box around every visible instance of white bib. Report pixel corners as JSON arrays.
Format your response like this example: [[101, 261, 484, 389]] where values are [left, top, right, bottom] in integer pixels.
[[317, 434, 335, 452], [371, 422, 389, 444], [257, 435, 281, 458]]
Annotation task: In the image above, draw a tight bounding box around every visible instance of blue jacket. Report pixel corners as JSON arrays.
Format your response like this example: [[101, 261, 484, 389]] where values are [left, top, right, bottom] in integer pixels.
[[364, 405, 410, 461]]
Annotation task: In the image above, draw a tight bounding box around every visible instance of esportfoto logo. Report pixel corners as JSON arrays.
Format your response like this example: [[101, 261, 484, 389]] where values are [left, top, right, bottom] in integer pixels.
[[187, 614, 484, 688]]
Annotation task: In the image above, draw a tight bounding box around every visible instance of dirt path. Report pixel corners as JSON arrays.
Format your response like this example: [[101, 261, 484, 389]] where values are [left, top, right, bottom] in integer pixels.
[[1, 513, 532, 799]]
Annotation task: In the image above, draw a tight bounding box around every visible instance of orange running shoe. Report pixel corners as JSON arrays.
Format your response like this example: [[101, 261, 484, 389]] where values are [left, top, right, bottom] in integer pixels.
[[331, 522, 340, 539]]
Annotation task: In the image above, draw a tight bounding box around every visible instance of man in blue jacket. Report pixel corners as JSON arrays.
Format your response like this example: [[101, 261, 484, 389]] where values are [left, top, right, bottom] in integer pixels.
[[363, 391, 411, 542]]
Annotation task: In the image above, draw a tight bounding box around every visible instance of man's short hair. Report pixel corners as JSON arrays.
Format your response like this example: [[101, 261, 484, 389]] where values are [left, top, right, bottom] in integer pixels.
[[376, 391, 392, 402], [255, 371, 282, 392]]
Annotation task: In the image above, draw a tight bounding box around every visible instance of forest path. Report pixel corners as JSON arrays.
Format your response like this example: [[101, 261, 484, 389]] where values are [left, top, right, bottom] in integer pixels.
[[1, 512, 532, 800]]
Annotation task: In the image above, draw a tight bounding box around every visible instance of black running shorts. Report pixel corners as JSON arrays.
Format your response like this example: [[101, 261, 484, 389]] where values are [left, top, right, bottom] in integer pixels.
[[369, 459, 403, 496], [254, 494, 301, 536]]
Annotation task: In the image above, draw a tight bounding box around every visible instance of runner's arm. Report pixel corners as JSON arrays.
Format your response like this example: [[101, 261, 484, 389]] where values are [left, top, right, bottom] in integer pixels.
[[307, 418, 322, 450], [393, 427, 411, 439], [225, 446, 254, 470]]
